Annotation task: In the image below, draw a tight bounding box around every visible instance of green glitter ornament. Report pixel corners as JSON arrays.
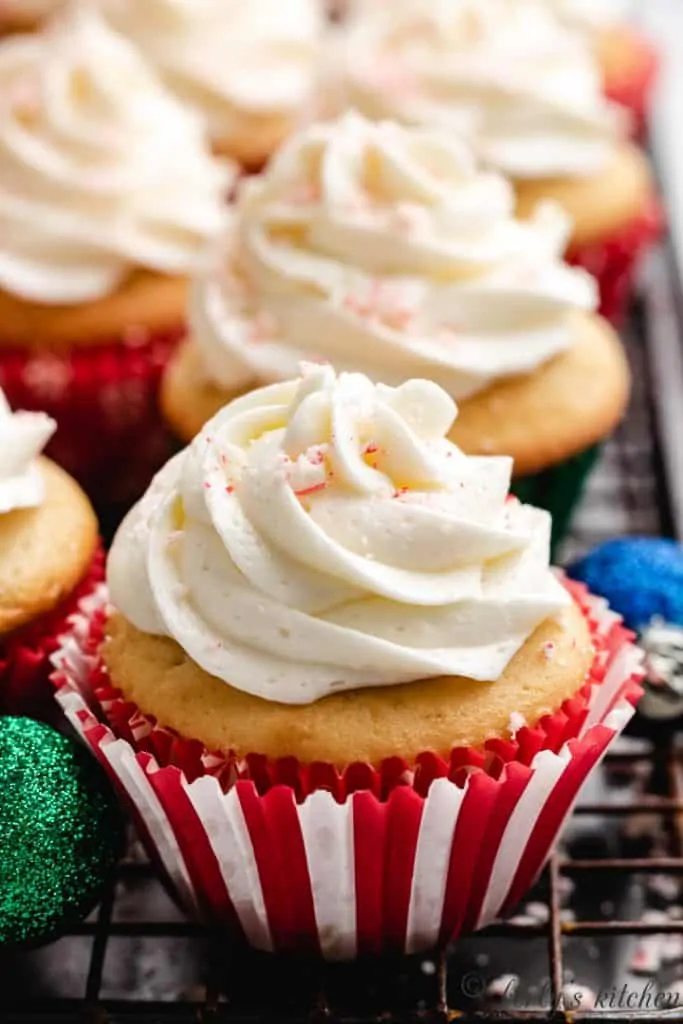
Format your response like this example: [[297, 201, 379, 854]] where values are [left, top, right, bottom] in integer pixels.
[[0, 716, 124, 949]]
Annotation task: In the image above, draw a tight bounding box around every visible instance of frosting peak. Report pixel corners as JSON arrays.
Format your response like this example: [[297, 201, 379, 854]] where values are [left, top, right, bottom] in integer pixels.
[[192, 111, 597, 399], [0, 389, 55, 514], [108, 366, 569, 704], [100, 0, 323, 139], [337, 0, 624, 179], [0, 6, 234, 304]]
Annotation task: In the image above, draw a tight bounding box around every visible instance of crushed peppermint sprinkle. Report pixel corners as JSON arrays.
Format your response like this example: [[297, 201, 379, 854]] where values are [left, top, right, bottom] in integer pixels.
[[364, 442, 379, 454], [393, 486, 409, 499], [393, 203, 430, 233], [305, 445, 327, 466], [246, 310, 279, 343], [294, 481, 327, 498], [366, 56, 419, 94], [436, 324, 461, 343], [542, 641, 556, 659], [225, 485, 235, 494], [9, 74, 40, 117], [343, 280, 415, 331], [204, 481, 212, 489], [287, 181, 321, 205]]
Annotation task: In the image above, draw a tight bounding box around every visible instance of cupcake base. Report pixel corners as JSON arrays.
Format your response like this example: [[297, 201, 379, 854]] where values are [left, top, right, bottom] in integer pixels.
[[0, 327, 182, 508], [0, 545, 104, 719], [52, 580, 642, 958]]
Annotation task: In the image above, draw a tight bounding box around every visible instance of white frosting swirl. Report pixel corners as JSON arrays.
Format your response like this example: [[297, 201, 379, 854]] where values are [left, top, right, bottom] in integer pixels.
[[192, 113, 596, 400], [337, 0, 624, 178], [108, 366, 569, 704], [100, 0, 323, 141], [0, 6, 234, 305], [0, 389, 55, 514]]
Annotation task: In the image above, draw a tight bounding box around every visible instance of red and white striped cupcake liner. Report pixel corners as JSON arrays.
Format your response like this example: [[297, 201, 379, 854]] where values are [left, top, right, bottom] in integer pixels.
[[0, 327, 182, 506], [51, 578, 643, 959]]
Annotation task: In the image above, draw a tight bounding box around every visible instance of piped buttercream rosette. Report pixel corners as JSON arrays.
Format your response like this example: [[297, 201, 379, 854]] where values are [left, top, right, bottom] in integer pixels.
[[192, 112, 597, 400], [109, 365, 569, 704]]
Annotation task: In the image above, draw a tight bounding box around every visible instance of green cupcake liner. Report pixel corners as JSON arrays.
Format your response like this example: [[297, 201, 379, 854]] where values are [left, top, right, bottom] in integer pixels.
[[511, 444, 602, 559]]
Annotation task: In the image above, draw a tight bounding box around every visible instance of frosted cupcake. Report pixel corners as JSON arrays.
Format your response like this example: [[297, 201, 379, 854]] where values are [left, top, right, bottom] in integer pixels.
[[0, 388, 100, 717], [161, 113, 629, 547], [53, 366, 642, 956], [0, 1, 66, 36], [333, 0, 660, 322], [0, 7, 234, 503], [340, 0, 658, 134], [99, 0, 324, 170]]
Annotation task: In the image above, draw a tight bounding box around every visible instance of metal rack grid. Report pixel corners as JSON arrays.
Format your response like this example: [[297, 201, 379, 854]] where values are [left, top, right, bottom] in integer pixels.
[[4, 738, 683, 1022], [5, 79, 683, 1013], [2, 249, 683, 1023]]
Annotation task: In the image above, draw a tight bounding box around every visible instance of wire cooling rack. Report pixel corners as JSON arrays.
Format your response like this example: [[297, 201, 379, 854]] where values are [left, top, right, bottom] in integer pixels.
[[5, 91, 683, 1017], [1, 247, 682, 1024]]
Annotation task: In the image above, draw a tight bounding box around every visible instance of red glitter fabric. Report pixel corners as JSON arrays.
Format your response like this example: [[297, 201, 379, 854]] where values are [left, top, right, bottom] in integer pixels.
[[0, 328, 182, 505], [52, 577, 642, 957], [568, 201, 663, 325], [0, 545, 104, 719]]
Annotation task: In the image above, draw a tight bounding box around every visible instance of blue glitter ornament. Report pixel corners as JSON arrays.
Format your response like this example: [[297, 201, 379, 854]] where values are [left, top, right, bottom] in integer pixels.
[[568, 537, 683, 632], [568, 537, 683, 721], [0, 717, 124, 949]]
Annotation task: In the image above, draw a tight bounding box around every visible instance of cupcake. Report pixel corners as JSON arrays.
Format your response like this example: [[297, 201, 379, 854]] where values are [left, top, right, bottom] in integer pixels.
[[98, 0, 324, 170], [0, 388, 100, 718], [0, 6, 234, 505], [0, 1, 66, 36], [333, 0, 660, 323], [53, 366, 642, 956], [161, 113, 629, 548], [543, 0, 658, 136]]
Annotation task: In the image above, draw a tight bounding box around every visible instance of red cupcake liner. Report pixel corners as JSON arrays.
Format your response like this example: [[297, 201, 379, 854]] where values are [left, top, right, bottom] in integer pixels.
[[568, 200, 663, 325], [51, 578, 643, 959], [0, 545, 105, 719], [0, 327, 183, 506], [603, 31, 659, 141]]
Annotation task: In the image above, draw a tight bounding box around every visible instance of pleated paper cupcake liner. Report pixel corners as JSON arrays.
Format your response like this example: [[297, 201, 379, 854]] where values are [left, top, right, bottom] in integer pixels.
[[0, 327, 182, 508], [51, 578, 643, 959], [0, 545, 105, 720], [568, 200, 663, 324]]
